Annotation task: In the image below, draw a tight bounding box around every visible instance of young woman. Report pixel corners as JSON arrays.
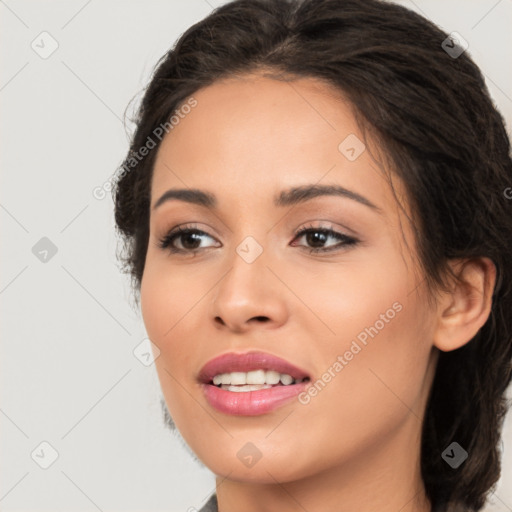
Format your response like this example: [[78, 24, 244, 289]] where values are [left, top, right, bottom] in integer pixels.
[[113, 1, 512, 511]]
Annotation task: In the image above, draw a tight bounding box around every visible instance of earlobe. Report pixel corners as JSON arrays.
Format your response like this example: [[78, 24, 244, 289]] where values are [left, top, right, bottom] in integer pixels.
[[433, 257, 496, 352]]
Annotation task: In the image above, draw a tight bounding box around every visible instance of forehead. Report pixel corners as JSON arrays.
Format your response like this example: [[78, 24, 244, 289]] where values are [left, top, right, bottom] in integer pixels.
[[151, 73, 408, 219]]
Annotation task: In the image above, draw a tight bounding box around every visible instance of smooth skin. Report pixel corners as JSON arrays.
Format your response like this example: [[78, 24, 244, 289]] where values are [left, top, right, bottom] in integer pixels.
[[140, 73, 496, 512]]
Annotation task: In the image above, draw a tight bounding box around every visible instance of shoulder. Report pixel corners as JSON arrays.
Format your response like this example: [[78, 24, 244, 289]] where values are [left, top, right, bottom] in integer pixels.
[[197, 493, 218, 512]]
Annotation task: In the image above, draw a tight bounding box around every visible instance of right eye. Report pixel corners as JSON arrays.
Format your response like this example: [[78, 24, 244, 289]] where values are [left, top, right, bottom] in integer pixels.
[[158, 225, 220, 254]]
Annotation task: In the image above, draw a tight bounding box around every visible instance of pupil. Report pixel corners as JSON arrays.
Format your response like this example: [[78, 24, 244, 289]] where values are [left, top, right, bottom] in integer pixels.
[[307, 231, 326, 247], [183, 233, 201, 249]]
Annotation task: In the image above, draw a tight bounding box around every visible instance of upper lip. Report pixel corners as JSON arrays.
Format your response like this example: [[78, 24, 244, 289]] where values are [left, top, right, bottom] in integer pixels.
[[198, 350, 311, 384]]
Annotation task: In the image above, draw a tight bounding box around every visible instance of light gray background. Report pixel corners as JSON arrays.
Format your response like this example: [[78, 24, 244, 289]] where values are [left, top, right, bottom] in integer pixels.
[[1, 1, 511, 511]]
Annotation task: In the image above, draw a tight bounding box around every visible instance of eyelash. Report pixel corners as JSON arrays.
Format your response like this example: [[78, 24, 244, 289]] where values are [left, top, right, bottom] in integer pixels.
[[158, 223, 359, 256]]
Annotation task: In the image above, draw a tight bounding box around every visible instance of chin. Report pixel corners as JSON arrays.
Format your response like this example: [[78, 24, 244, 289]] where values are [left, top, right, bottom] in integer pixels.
[[196, 443, 319, 484]]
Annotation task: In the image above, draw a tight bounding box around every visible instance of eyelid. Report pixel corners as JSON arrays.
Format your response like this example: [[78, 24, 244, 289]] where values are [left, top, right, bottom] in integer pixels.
[[157, 222, 218, 242]]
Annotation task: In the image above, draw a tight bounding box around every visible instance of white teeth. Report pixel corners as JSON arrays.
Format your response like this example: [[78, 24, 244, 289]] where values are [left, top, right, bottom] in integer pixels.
[[246, 369, 266, 384], [221, 384, 273, 392], [265, 370, 281, 385], [211, 370, 303, 387], [230, 372, 247, 385], [280, 373, 294, 385]]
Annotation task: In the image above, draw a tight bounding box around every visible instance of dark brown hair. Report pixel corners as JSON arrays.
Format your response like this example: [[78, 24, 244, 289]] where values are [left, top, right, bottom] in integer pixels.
[[113, 1, 512, 510]]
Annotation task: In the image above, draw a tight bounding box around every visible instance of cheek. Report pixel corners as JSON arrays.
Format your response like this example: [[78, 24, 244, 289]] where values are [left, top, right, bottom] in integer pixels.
[[140, 256, 214, 386], [295, 252, 432, 429], [314, 285, 433, 440], [140, 268, 168, 340], [140, 266, 203, 427], [140, 255, 200, 341], [140, 262, 185, 381], [291, 240, 414, 351]]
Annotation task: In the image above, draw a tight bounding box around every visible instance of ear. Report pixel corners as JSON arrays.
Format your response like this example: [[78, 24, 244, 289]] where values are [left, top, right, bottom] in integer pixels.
[[433, 257, 496, 352]]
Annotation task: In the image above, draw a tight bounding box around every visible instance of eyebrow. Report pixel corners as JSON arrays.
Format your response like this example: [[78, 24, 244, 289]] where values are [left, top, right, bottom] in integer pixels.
[[152, 184, 382, 213]]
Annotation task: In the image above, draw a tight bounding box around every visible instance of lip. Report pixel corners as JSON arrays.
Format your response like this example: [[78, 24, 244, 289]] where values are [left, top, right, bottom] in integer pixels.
[[198, 350, 311, 383], [201, 381, 310, 416], [198, 350, 312, 416]]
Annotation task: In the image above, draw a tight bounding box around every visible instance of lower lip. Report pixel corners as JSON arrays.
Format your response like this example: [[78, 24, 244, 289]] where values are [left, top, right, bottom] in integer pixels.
[[201, 381, 309, 416]]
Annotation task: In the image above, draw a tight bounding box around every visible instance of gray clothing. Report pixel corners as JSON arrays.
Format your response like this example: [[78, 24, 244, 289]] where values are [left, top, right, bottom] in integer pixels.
[[198, 493, 218, 512]]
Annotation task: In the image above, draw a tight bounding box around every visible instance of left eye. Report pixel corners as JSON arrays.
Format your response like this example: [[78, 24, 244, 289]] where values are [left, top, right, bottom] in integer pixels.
[[291, 227, 359, 253]]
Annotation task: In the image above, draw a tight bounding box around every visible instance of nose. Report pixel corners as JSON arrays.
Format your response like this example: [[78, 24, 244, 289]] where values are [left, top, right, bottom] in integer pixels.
[[210, 247, 288, 333]]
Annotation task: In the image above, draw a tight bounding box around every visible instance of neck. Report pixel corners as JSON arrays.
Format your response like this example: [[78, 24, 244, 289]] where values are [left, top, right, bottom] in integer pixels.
[[215, 412, 432, 512]]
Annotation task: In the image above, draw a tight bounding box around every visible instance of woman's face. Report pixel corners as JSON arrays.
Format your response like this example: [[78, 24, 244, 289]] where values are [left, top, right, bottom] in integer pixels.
[[140, 74, 439, 484]]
